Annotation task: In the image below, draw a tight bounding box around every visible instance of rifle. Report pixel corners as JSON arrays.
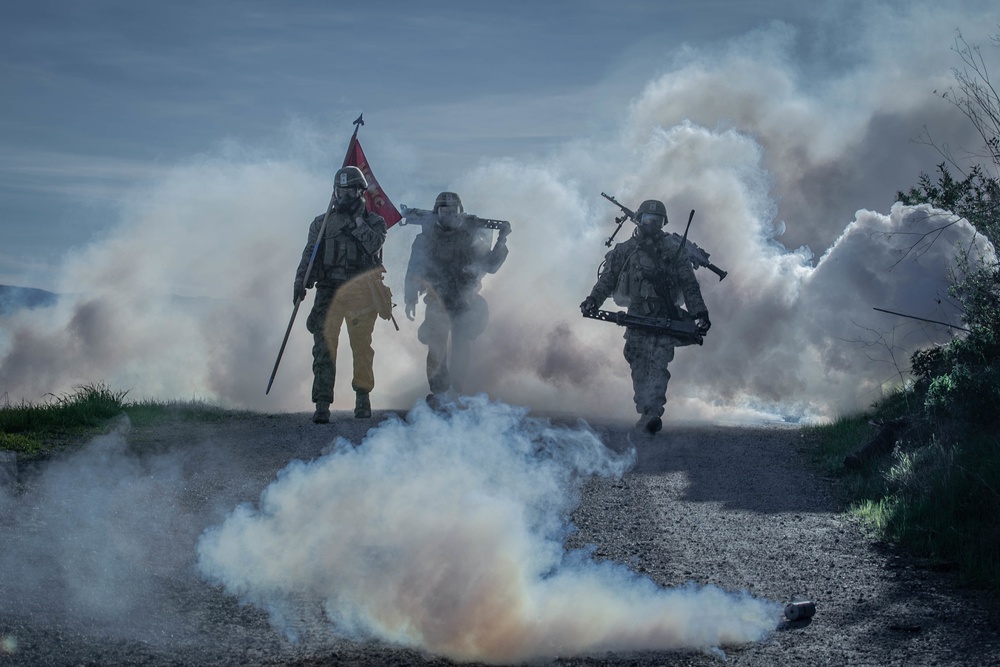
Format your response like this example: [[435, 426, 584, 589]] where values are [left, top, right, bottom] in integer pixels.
[[398, 205, 510, 232], [600, 192, 728, 281], [582, 308, 705, 346]]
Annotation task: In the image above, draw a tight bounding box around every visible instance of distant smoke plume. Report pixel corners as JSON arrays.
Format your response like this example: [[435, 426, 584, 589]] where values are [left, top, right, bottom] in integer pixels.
[[197, 397, 779, 662], [1, 4, 997, 421]]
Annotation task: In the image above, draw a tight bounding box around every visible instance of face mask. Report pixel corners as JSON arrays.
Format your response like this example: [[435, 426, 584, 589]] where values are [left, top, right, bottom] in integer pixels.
[[336, 187, 361, 209], [436, 206, 463, 230], [638, 212, 664, 235]]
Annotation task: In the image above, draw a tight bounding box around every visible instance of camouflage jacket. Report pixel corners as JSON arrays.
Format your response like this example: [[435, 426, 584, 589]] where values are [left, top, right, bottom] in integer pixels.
[[295, 203, 387, 288], [588, 230, 708, 320]]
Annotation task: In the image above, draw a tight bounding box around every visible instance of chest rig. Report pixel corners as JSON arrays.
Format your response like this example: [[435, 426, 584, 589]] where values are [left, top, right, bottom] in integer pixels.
[[322, 210, 374, 281]]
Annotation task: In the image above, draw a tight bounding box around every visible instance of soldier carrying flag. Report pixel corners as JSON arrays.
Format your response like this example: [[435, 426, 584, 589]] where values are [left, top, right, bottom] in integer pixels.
[[267, 115, 400, 424]]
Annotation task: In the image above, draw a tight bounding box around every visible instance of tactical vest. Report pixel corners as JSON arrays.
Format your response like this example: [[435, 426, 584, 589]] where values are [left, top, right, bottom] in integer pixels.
[[322, 210, 374, 281], [614, 241, 682, 317], [424, 226, 491, 309]]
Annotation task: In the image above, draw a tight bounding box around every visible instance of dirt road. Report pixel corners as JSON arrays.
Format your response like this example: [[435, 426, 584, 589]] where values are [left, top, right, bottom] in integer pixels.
[[1, 407, 998, 666]]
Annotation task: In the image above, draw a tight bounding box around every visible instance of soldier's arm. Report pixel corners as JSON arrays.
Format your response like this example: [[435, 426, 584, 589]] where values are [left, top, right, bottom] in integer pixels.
[[404, 233, 427, 306], [588, 246, 624, 306], [294, 215, 324, 286], [482, 235, 509, 274], [350, 212, 388, 257], [674, 260, 708, 318]]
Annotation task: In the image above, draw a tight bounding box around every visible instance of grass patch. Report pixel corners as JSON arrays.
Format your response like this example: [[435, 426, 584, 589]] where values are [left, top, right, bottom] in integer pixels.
[[0, 432, 43, 455], [808, 397, 1000, 589], [0, 383, 128, 455], [1, 383, 256, 457]]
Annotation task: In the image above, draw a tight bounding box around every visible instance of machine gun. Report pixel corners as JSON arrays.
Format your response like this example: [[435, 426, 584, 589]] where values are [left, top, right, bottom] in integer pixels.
[[600, 192, 727, 281], [582, 308, 705, 346], [398, 205, 510, 232]]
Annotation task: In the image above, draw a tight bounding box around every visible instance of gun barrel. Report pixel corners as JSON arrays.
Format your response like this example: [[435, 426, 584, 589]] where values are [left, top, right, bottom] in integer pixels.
[[708, 263, 727, 281]]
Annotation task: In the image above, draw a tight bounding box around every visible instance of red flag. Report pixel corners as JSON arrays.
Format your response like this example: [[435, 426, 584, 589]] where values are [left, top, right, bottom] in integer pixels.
[[342, 133, 402, 228]]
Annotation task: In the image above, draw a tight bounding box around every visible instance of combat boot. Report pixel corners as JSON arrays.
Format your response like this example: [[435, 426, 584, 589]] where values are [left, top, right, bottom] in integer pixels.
[[635, 412, 662, 435], [312, 402, 331, 424], [354, 391, 371, 419]]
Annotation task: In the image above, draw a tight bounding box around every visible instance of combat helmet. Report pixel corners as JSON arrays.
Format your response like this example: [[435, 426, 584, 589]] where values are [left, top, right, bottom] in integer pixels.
[[433, 191, 464, 214], [334, 165, 368, 190], [636, 199, 668, 223]]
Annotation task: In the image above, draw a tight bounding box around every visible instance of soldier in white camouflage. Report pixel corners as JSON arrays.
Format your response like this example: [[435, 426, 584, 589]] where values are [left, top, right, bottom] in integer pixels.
[[403, 192, 510, 404], [294, 166, 387, 423], [581, 199, 710, 434]]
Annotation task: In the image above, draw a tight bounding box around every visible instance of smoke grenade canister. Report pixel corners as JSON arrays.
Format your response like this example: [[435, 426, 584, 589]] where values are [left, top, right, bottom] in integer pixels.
[[784, 601, 816, 621]]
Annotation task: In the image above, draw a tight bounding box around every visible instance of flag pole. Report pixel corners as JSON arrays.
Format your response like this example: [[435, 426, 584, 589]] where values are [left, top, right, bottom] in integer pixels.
[[265, 116, 363, 395], [343, 113, 364, 166]]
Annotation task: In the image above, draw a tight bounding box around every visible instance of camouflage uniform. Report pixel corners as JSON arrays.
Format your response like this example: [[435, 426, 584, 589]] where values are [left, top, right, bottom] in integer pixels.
[[586, 227, 708, 427], [296, 201, 386, 408], [404, 217, 508, 395]]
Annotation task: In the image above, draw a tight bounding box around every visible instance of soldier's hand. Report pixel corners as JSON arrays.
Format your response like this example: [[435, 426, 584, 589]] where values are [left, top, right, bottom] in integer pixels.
[[405, 302, 416, 321], [580, 297, 598, 315], [293, 281, 306, 305], [498, 220, 512, 240], [694, 313, 711, 333]]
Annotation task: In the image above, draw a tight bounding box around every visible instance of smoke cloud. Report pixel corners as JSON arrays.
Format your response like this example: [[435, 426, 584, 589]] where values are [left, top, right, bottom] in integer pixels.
[[197, 397, 779, 662], [1, 4, 998, 421], [0, 417, 212, 637]]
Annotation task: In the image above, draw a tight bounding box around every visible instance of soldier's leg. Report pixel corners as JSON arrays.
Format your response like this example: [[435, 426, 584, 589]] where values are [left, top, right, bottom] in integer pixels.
[[645, 336, 675, 418], [345, 309, 378, 394], [422, 300, 452, 395], [449, 333, 471, 393], [305, 288, 337, 423], [307, 289, 338, 406], [623, 329, 674, 431], [450, 296, 487, 394]]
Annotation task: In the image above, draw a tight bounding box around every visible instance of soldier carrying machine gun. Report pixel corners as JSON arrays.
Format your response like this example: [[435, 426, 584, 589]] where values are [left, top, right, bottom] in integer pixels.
[[580, 193, 715, 434], [402, 192, 511, 405]]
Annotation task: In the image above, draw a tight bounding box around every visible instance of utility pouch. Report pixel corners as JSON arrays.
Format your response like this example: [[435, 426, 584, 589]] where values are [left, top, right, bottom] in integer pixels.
[[367, 268, 394, 321]]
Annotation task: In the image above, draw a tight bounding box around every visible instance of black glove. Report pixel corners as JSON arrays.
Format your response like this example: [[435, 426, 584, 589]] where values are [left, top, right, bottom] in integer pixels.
[[498, 220, 512, 240], [293, 281, 306, 304], [580, 297, 598, 315], [694, 312, 711, 333]]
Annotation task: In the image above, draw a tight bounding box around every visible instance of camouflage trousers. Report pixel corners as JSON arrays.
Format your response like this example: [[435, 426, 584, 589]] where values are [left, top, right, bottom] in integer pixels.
[[622, 327, 676, 418], [306, 280, 378, 404]]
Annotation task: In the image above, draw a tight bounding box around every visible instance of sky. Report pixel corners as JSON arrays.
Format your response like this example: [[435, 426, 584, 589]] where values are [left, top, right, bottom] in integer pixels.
[[1, 0, 998, 421]]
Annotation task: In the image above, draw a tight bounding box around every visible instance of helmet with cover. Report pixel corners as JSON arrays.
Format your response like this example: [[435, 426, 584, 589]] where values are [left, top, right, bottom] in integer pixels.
[[635, 199, 667, 234], [433, 191, 464, 214], [433, 191, 465, 230], [334, 166, 368, 209]]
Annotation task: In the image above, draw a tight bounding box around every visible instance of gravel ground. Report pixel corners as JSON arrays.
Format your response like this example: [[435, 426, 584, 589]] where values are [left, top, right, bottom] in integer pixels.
[[1, 408, 999, 667]]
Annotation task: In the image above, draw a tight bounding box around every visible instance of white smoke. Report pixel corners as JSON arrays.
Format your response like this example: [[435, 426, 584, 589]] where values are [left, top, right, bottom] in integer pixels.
[[1, 5, 997, 421], [196, 397, 780, 662]]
